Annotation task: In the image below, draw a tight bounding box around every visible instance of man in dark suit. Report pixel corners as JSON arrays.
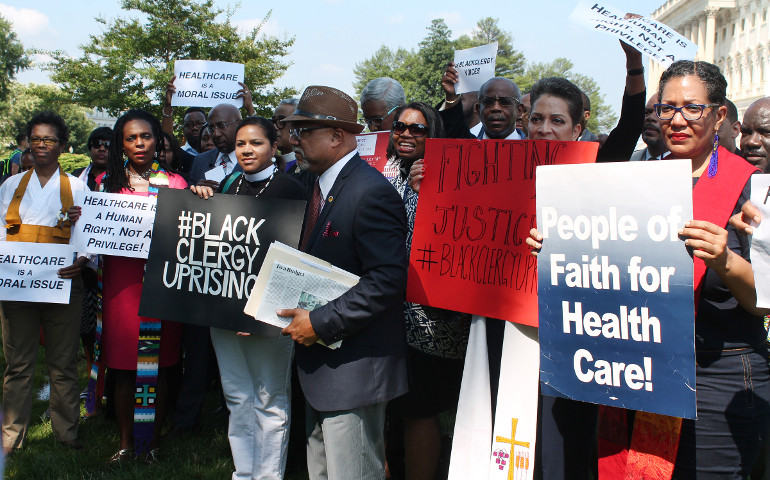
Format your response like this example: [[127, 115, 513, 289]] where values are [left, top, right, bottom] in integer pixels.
[[278, 86, 408, 480], [189, 104, 244, 185]]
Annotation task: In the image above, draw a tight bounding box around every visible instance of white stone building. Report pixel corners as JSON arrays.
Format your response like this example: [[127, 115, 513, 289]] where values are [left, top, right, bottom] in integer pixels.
[[649, 0, 770, 117], [85, 108, 118, 128]]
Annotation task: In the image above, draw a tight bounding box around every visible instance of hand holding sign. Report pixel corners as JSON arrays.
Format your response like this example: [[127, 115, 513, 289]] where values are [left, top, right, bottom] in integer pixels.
[[452, 42, 498, 95]]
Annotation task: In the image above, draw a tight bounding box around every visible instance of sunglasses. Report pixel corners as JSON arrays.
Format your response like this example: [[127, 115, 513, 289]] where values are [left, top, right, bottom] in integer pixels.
[[392, 121, 428, 138], [479, 96, 517, 107], [362, 106, 398, 129], [271, 116, 288, 129], [91, 139, 110, 149]]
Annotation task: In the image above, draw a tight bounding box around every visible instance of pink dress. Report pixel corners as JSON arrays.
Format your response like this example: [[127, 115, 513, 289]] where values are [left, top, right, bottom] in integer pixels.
[[98, 173, 187, 369]]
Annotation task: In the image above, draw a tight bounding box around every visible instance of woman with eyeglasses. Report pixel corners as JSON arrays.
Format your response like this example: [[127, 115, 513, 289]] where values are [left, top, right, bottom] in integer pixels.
[[384, 102, 470, 480], [190, 116, 308, 480], [528, 60, 768, 478], [72, 127, 113, 414]]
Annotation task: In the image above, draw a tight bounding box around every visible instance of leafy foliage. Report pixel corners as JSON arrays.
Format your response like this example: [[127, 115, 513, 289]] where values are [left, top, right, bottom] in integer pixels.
[[354, 17, 617, 133], [0, 15, 30, 103], [0, 83, 95, 154], [40, 0, 297, 128]]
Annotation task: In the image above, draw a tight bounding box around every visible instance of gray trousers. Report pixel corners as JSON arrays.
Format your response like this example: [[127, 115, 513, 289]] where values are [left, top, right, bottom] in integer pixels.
[[1, 278, 82, 448], [305, 401, 387, 480]]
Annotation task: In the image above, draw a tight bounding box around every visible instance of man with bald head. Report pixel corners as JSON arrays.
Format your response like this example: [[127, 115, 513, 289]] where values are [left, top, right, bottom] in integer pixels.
[[189, 103, 244, 185], [439, 63, 526, 140], [741, 97, 770, 172]]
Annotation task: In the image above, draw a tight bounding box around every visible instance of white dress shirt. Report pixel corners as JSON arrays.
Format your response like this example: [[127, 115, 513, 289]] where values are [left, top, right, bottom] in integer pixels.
[[318, 149, 357, 211], [182, 142, 199, 156]]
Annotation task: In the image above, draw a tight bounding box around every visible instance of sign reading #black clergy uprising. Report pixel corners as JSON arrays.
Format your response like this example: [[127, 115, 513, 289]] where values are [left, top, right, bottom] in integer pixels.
[[139, 188, 306, 335]]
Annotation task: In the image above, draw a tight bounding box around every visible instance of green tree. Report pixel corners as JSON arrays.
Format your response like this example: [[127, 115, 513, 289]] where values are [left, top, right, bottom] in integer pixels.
[[0, 15, 31, 103], [455, 17, 526, 79], [40, 0, 296, 124], [353, 19, 455, 106], [0, 83, 95, 154], [516, 58, 617, 133]]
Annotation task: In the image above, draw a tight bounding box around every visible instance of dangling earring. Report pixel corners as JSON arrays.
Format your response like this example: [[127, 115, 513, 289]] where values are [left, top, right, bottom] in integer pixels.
[[707, 132, 718, 178], [123, 154, 130, 167], [271, 157, 276, 163]]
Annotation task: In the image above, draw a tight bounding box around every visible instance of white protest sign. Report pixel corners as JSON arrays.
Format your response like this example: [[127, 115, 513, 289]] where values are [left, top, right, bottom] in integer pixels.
[[454, 42, 498, 95], [204, 166, 227, 183], [569, 0, 697, 67], [750, 174, 770, 308], [73, 191, 157, 259], [171, 60, 245, 108], [0, 242, 72, 303], [356, 134, 377, 156]]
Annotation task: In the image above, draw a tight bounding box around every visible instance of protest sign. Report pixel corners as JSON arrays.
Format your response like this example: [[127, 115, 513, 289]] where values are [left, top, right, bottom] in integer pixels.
[[73, 191, 156, 259], [406, 139, 598, 326], [537, 160, 695, 418], [138, 189, 306, 334], [453, 42, 498, 95], [0, 242, 73, 303], [171, 60, 245, 108], [356, 131, 397, 180], [750, 174, 770, 308], [569, 0, 697, 67]]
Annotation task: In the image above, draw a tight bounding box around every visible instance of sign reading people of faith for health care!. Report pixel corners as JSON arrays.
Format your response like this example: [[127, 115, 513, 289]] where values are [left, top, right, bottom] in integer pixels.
[[537, 160, 696, 419], [749, 174, 770, 308], [569, 0, 697, 67], [356, 131, 397, 180], [453, 42, 498, 95], [0, 242, 73, 303], [138, 188, 306, 335], [405, 139, 598, 326], [171, 60, 245, 109], [72, 191, 157, 259]]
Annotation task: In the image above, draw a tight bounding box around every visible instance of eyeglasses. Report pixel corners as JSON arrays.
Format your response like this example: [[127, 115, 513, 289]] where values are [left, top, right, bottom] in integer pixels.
[[91, 140, 110, 149], [271, 116, 288, 129], [289, 126, 329, 140], [654, 103, 720, 121], [362, 106, 398, 129], [392, 121, 428, 138], [204, 120, 237, 133], [30, 137, 59, 146], [183, 121, 205, 129], [479, 96, 517, 108]]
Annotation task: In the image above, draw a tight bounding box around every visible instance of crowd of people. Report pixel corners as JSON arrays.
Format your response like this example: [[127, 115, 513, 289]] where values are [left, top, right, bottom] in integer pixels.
[[3, 34, 770, 480]]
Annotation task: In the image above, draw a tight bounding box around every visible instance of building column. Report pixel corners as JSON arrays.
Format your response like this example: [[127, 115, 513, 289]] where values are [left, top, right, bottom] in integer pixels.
[[698, 16, 707, 60], [705, 9, 717, 64]]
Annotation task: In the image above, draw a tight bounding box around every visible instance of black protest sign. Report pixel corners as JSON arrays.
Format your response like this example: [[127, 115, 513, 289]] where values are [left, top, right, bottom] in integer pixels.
[[138, 188, 306, 334]]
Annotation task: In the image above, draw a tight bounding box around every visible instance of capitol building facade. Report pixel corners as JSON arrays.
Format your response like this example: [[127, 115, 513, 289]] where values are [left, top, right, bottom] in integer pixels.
[[649, 0, 770, 116]]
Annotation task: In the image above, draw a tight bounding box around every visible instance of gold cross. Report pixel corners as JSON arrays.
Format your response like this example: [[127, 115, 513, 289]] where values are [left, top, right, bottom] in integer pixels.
[[495, 418, 530, 480]]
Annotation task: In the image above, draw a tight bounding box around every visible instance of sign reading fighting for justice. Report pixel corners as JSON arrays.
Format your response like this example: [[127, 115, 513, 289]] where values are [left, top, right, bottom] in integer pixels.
[[0, 242, 72, 303], [537, 160, 696, 418], [73, 191, 156, 259]]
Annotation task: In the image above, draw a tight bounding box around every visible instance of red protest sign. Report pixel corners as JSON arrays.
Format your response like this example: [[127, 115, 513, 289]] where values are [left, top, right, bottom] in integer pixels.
[[406, 139, 598, 326], [356, 131, 398, 180]]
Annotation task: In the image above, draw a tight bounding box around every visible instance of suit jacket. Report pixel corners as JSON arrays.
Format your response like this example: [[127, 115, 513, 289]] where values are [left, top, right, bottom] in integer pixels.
[[188, 148, 243, 184], [297, 154, 409, 412], [438, 99, 525, 140], [579, 129, 598, 142], [630, 148, 648, 161]]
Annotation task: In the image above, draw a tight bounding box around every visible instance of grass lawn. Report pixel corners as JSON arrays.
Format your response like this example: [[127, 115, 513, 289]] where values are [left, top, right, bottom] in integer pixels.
[[1, 345, 311, 480]]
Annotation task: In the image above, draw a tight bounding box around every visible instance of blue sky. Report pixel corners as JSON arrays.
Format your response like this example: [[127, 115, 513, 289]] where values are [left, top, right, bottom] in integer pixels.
[[5, 0, 667, 115]]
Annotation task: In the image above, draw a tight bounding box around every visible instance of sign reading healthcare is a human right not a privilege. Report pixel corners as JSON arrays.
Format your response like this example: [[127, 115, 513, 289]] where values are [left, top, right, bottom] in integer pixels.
[[171, 60, 245, 108], [73, 191, 156, 259], [406, 139, 598, 326], [537, 160, 695, 418]]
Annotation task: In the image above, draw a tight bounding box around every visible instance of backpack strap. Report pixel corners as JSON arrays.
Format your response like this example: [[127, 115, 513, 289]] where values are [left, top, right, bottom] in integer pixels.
[[222, 172, 242, 193]]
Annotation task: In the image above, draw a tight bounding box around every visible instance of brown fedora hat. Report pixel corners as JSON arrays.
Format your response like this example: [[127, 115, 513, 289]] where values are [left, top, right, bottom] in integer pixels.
[[283, 86, 365, 134]]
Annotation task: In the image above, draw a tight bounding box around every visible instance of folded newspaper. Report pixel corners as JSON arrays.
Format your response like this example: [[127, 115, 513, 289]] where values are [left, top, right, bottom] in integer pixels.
[[244, 242, 360, 349]]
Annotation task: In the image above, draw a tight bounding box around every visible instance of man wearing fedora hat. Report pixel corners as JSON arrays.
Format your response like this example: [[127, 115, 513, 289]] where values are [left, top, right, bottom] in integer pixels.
[[277, 86, 408, 480]]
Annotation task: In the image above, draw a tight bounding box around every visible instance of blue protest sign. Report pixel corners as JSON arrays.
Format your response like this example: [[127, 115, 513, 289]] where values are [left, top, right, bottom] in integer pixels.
[[537, 160, 695, 419]]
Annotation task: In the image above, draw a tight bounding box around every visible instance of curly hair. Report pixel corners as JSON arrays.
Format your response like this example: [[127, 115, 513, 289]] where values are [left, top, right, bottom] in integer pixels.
[[26, 111, 69, 145], [103, 109, 170, 193], [657, 60, 727, 107], [529, 77, 584, 128], [386, 102, 446, 178]]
